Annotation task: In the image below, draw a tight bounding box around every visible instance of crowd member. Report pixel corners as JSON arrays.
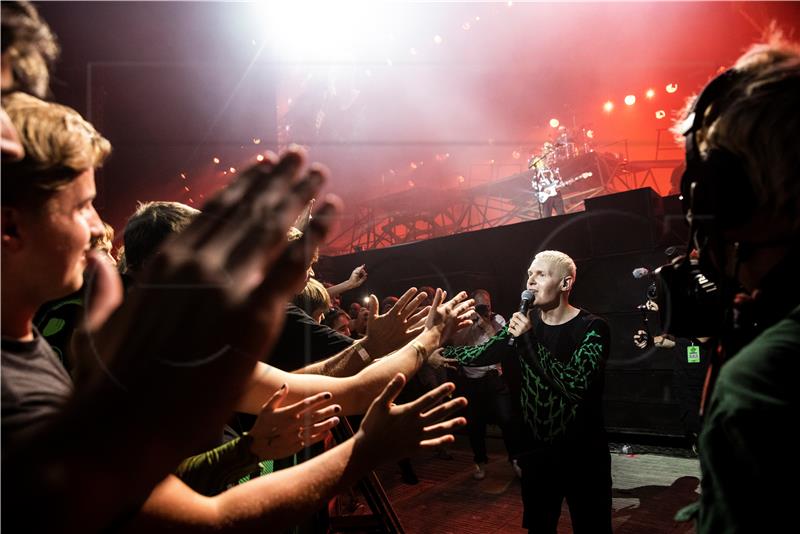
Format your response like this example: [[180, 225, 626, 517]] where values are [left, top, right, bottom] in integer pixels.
[[1, 91, 473, 531], [443, 251, 611, 533], [323, 306, 352, 336], [33, 221, 116, 376], [1, 0, 58, 159], [325, 263, 368, 301], [667, 33, 800, 533], [294, 277, 332, 323], [447, 289, 522, 480]]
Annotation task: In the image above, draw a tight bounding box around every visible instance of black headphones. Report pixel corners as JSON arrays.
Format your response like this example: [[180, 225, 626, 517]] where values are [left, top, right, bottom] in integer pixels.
[[680, 69, 756, 233]]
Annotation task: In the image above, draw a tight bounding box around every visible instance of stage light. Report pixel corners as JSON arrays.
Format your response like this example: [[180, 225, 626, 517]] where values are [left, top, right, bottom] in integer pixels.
[[624, 95, 636, 106], [184, 186, 190, 192], [229, 167, 236, 173], [254, 2, 388, 62], [408, 180, 415, 188], [213, 157, 220, 164], [655, 110, 666, 119], [666, 83, 678, 94], [603, 101, 614, 113], [457, 175, 465, 183], [646, 88, 655, 99], [180, 173, 186, 179], [549, 118, 560, 128], [253, 138, 261, 144], [586, 129, 594, 139], [410, 162, 418, 169], [256, 154, 265, 162], [433, 35, 443, 45], [512, 150, 521, 159]]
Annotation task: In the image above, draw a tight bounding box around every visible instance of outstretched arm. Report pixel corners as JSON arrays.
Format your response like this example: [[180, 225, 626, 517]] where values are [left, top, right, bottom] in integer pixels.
[[123, 375, 467, 533], [442, 325, 512, 367], [239, 290, 474, 416], [293, 286, 429, 377]]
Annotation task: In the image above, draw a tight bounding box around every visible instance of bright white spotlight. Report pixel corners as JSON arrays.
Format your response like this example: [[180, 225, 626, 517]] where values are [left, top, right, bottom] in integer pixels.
[[666, 83, 678, 94], [549, 118, 560, 128], [255, 2, 385, 62], [586, 129, 594, 139], [655, 110, 666, 119], [624, 95, 636, 106], [645, 88, 655, 99], [603, 101, 614, 113]]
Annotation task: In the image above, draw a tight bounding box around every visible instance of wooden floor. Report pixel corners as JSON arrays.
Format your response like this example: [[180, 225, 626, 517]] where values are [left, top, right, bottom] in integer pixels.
[[366, 435, 700, 534]]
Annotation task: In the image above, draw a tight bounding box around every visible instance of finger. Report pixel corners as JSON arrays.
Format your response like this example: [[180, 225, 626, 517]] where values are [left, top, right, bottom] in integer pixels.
[[303, 426, 338, 447], [430, 288, 444, 311], [419, 434, 457, 448], [452, 298, 475, 316], [445, 291, 469, 310], [391, 287, 419, 317], [81, 250, 124, 332], [374, 373, 407, 408], [262, 384, 290, 412], [224, 168, 326, 274], [301, 416, 340, 435], [407, 306, 430, 326], [367, 293, 379, 319], [299, 403, 341, 425], [399, 292, 427, 321], [423, 416, 467, 436], [403, 381, 456, 414], [283, 391, 334, 416], [247, 197, 341, 310], [421, 396, 467, 422]]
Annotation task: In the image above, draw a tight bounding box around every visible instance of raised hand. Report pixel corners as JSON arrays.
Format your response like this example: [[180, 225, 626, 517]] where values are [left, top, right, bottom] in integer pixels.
[[76, 148, 340, 462], [427, 348, 460, 371], [362, 287, 430, 357], [424, 289, 475, 345], [354, 373, 467, 464], [249, 385, 341, 461], [347, 264, 368, 288]]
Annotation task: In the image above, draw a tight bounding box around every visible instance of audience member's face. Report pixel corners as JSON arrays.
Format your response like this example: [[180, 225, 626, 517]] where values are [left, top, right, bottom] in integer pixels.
[[332, 314, 351, 336], [526, 258, 563, 309], [20, 169, 103, 300]]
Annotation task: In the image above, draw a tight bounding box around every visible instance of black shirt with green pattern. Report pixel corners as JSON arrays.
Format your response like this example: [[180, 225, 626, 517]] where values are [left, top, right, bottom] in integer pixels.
[[443, 309, 609, 447]]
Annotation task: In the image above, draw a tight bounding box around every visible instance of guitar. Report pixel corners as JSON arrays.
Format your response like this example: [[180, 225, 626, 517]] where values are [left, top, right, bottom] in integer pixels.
[[534, 172, 593, 203]]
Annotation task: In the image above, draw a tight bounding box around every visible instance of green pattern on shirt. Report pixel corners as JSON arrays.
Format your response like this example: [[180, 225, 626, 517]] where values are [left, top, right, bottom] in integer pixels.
[[444, 326, 605, 443]]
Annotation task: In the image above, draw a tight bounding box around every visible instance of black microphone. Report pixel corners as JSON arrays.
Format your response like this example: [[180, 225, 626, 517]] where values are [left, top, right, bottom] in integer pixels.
[[508, 289, 535, 346]]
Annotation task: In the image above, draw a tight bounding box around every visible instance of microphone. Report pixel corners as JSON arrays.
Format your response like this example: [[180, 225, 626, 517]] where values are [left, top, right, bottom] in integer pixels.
[[508, 290, 535, 346], [632, 267, 650, 279]]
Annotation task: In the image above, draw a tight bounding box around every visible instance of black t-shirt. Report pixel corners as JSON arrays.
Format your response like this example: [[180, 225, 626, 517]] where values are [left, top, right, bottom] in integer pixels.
[[267, 303, 353, 371], [1, 330, 72, 446], [518, 309, 610, 446]]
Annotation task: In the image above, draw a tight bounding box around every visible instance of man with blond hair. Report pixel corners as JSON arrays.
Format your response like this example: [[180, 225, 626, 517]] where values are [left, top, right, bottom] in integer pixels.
[[444, 249, 611, 533]]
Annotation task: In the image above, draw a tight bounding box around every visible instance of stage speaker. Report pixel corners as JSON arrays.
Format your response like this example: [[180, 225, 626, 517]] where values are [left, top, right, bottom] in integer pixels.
[[584, 188, 663, 255]]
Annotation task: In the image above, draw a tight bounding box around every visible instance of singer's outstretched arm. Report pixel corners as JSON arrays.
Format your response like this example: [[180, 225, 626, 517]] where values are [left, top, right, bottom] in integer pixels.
[[442, 325, 512, 366]]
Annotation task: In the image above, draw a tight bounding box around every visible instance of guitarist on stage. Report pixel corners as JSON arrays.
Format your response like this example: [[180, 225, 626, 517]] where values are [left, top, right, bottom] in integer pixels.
[[534, 170, 565, 217]]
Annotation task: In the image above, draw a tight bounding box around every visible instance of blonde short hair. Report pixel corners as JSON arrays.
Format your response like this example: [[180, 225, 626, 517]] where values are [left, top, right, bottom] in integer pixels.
[[534, 250, 577, 282], [294, 277, 331, 318], [2, 92, 111, 208]]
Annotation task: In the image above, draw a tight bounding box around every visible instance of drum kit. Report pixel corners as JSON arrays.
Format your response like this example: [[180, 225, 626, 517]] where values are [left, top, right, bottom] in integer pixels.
[[527, 126, 593, 201]]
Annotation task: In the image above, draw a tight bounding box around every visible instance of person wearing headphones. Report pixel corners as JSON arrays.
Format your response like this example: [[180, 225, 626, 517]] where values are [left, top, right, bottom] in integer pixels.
[[665, 31, 800, 533]]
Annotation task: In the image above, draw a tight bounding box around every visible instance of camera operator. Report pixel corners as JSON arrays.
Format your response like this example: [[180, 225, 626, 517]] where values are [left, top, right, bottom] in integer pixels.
[[657, 32, 800, 532]]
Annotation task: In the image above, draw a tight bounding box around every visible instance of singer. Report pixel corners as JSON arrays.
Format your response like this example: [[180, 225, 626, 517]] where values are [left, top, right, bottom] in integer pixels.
[[442, 250, 611, 534]]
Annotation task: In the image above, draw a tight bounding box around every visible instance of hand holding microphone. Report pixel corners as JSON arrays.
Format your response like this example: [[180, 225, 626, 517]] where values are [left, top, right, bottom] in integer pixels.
[[508, 290, 535, 345]]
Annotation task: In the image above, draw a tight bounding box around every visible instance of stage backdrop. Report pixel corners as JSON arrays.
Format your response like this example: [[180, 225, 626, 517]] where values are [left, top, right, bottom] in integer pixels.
[[318, 188, 693, 437]]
